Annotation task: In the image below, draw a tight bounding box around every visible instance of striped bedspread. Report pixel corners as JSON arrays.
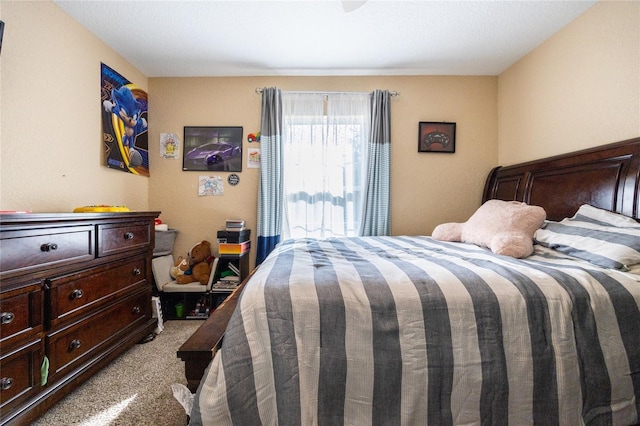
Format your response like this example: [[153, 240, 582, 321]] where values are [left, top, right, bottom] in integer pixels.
[[190, 236, 640, 425]]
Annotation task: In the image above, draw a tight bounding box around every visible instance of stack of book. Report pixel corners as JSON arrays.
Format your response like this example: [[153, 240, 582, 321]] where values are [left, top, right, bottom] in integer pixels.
[[213, 226, 250, 291], [218, 225, 251, 255], [211, 263, 240, 291], [211, 277, 240, 290]]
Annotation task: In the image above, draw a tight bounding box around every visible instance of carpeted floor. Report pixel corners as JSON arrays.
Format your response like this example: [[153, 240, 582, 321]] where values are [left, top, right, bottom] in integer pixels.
[[32, 320, 204, 426]]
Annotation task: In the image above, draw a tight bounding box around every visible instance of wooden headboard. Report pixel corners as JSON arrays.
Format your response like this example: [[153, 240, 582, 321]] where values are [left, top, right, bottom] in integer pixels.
[[483, 137, 640, 221]]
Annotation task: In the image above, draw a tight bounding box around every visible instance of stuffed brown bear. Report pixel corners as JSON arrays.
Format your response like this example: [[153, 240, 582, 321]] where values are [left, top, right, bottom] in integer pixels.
[[175, 240, 214, 285]]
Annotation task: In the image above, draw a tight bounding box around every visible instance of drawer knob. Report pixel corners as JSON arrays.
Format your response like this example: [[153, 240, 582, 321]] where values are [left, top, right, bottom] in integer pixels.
[[124, 232, 134, 240], [69, 339, 82, 351], [132, 306, 141, 314], [0, 312, 14, 325], [1, 377, 14, 391], [132, 268, 141, 276], [70, 289, 84, 300], [40, 243, 58, 252]]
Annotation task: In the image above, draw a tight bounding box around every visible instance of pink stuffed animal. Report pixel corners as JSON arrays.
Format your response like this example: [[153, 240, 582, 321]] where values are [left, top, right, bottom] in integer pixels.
[[432, 200, 546, 258]]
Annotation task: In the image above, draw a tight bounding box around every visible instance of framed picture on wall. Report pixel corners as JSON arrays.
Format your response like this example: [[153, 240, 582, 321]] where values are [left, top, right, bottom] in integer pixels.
[[183, 126, 243, 171], [418, 122, 456, 153]]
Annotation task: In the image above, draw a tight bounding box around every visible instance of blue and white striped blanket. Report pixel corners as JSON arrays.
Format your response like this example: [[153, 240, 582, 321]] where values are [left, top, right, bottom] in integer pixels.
[[191, 236, 640, 425]]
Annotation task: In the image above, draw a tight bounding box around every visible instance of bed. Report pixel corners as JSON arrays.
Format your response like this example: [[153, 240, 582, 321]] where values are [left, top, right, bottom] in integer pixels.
[[182, 136, 640, 425]]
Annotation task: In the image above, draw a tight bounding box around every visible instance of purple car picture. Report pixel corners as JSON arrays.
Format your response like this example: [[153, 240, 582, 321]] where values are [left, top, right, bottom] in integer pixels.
[[183, 126, 243, 171], [185, 141, 240, 165]]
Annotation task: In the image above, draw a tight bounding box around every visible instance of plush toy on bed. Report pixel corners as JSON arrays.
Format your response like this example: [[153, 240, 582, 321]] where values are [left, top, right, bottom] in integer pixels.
[[175, 240, 215, 285], [432, 199, 546, 258]]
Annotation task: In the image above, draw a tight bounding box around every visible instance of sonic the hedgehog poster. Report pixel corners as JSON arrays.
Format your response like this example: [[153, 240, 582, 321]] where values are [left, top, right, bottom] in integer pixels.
[[101, 63, 149, 176]]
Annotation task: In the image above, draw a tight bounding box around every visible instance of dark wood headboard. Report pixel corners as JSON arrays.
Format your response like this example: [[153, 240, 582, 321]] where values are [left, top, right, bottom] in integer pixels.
[[482, 137, 640, 221]]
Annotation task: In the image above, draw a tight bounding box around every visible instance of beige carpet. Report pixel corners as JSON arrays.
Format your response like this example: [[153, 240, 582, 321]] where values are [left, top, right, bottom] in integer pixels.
[[32, 320, 204, 426]]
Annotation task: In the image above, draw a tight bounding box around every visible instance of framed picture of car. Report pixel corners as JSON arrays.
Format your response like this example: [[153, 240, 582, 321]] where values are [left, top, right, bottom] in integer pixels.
[[418, 122, 456, 153], [183, 126, 243, 171]]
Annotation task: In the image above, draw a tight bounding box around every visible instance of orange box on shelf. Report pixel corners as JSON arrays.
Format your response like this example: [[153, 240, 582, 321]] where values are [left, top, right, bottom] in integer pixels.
[[218, 241, 250, 255]]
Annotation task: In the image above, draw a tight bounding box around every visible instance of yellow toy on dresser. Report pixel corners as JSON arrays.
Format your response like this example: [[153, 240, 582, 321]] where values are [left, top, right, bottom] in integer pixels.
[[72, 205, 131, 212]]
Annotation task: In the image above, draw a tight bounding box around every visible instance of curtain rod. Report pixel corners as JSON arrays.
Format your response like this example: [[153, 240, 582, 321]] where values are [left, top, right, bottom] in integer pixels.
[[255, 88, 399, 97]]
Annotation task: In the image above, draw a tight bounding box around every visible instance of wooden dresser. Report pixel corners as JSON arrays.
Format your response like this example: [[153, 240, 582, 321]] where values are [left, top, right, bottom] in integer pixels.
[[0, 212, 160, 425]]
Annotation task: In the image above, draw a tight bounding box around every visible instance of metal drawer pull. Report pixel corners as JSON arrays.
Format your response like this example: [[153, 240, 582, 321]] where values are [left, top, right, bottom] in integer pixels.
[[124, 232, 134, 240], [132, 268, 141, 276], [0, 312, 14, 325], [40, 243, 58, 252], [1, 377, 14, 391], [69, 339, 82, 350], [70, 289, 84, 299], [132, 306, 141, 314]]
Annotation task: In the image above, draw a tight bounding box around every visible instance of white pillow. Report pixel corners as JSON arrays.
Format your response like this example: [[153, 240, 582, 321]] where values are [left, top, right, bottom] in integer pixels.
[[571, 204, 640, 228], [534, 204, 640, 271]]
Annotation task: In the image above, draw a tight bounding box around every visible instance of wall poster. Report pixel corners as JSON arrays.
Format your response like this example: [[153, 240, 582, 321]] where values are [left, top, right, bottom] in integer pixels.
[[160, 132, 180, 159], [183, 126, 243, 172], [101, 63, 149, 176]]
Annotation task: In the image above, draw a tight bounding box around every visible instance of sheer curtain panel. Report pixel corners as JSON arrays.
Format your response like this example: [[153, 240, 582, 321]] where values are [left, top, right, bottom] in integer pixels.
[[281, 92, 371, 240]]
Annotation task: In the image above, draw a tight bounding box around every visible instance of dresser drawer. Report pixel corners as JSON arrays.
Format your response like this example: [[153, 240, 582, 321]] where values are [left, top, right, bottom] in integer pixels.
[[0, 285, 43, 347], [0, 338, 43, 414], [98, 222, 151, 257], [48, 255, 148, 325], [46, 290, 149, 379], [0, 226, 94, 278]]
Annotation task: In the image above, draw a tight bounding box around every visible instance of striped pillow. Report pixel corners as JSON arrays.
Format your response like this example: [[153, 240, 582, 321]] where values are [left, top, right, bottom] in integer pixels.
[[571, 203, 640, 228], [534, 205, 640, 270]]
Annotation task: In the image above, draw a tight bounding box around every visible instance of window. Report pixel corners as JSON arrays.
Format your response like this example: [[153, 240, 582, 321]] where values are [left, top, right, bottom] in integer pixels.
[[281, 92, 371, 239]]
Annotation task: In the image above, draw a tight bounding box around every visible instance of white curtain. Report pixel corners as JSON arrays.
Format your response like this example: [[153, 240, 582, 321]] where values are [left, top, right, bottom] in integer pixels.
[[281, 92, 371, 239]]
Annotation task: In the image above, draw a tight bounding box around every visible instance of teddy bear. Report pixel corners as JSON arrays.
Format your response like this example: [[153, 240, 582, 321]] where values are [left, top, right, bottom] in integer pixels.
[[432, 199, 546, 258], [170, 256, 189, 280], [175, 240, 215, 285]]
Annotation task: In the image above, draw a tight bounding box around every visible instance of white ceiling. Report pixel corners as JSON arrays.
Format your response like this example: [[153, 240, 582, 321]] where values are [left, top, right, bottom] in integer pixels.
[[53, 0, 597, 77]]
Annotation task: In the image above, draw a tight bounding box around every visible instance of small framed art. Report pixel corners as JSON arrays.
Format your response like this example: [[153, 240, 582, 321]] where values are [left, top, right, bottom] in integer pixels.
[[418, 122, 456, 153], [183, 126, 243, 171]]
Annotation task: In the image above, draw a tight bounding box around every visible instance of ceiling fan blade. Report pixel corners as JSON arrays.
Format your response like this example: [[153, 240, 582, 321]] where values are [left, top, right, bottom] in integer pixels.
[[341, 0, 367, 13]]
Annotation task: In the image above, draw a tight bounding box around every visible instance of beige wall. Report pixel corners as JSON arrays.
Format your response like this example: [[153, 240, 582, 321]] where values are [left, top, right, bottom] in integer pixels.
[[1, 1, 497, 266], [0, 1, 150, 213], [498, 1, 640, 165], [4, 0, 636, 267], [149, 76, 498, 261]]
